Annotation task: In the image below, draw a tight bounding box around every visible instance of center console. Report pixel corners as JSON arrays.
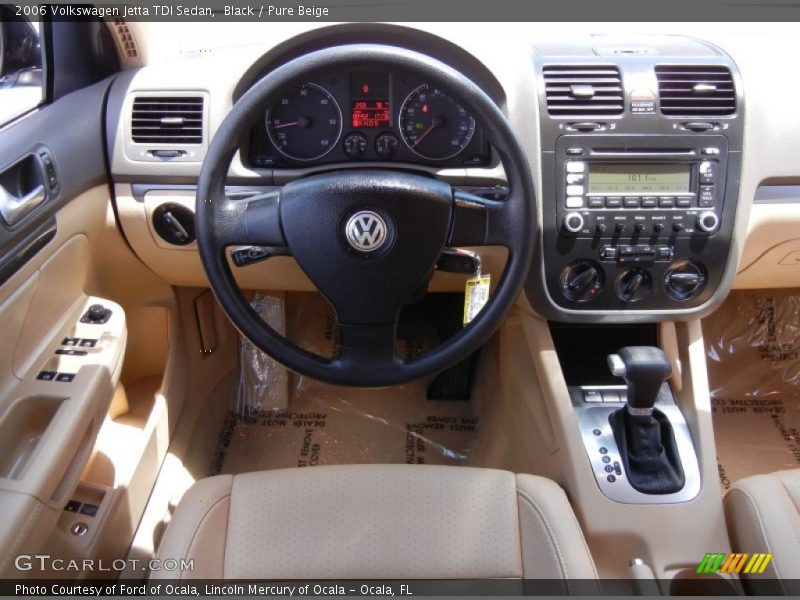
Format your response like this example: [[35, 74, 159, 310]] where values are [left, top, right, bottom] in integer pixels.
[[529, 39, 744, 321]]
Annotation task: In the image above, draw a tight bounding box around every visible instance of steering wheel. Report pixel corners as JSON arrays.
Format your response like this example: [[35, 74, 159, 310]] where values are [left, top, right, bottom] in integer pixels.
[[196, 44, 535, 387]]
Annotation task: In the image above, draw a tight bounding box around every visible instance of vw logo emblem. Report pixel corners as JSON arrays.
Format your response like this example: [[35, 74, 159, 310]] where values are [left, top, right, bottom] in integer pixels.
[[345, 211, 388, 252]]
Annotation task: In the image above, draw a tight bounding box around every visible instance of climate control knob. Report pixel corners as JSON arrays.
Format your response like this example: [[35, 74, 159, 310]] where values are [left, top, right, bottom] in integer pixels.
[[560, 260, 603, 302], [563, 212, 584, 234], [664, 260, 707, 301], [615, 268, 652, 303], [697, 211, 719, 233]]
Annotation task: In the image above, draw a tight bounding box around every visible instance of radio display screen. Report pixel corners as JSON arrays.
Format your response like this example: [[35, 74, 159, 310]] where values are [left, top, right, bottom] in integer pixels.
[[587, 164, 691, 194]]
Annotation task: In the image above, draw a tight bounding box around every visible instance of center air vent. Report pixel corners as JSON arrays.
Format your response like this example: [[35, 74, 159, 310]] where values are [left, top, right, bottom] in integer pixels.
[[131, 96, 204, 144], [655, 66, 735, 116], [543, 65, 624, 116]]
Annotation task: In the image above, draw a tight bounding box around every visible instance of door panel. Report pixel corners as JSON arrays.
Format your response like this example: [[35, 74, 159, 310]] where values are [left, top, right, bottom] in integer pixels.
[[0, 66, 123, 574]]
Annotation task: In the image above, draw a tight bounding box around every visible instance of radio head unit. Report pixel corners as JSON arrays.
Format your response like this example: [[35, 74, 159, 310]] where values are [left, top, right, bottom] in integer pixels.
[[534, 132, 741, 318]]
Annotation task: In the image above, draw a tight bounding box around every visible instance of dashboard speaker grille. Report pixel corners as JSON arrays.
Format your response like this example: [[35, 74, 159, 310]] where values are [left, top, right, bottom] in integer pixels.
[[656, 65, 736, 116], [543, 65, 624, 116], [131, 96, 204, 144]]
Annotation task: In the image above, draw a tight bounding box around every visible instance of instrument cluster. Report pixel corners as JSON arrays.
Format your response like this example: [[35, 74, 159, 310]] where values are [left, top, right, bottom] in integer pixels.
[[246, 69, 491, 168]]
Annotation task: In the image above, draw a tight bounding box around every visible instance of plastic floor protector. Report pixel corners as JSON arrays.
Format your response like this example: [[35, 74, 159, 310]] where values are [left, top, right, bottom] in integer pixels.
[[211, 293, 481, 475], [703, 290, 800, 492]]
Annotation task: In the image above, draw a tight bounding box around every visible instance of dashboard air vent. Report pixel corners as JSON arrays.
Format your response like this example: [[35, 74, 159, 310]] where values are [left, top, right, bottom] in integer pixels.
[[655, 65, 735, 116], [543, 65, 624, 116], [131, 96, 204, 144]]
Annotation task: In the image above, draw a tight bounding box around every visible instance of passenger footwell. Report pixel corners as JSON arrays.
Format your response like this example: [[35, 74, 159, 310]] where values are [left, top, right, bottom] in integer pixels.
[[703, 291, 800, 492]]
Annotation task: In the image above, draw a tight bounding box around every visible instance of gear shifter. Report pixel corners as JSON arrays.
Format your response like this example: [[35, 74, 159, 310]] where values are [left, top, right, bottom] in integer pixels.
[[608, 346, 685, 494]]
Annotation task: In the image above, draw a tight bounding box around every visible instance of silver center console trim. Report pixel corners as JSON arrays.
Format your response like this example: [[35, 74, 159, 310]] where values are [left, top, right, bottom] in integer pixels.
[[573, 385, 701, 504]]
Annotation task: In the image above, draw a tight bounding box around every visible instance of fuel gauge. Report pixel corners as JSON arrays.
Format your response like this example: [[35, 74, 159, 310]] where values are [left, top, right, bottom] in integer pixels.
[[375, 132, 399, 159]]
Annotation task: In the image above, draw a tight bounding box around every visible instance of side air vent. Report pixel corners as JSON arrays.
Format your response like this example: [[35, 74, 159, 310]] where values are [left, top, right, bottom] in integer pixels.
[[655, 66, 736, 116], [110, 19, 139, 60], [543, 65, 624, 116], [131, 96, 204, 144]]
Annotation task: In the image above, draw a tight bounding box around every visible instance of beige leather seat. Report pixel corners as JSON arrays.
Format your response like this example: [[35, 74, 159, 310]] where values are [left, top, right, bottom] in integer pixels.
[[154, 464, 597, 586], [724, 469, 800, 591]]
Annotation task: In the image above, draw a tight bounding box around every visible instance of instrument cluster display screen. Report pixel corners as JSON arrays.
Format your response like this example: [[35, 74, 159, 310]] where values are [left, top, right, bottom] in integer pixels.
[[588, 163, 691, 194], [350, 71, 391, 129], [351, 100, 391, 128]]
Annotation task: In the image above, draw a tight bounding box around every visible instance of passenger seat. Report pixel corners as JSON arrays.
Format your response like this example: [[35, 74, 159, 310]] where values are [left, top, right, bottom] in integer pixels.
[[724, 469, 800, 592]]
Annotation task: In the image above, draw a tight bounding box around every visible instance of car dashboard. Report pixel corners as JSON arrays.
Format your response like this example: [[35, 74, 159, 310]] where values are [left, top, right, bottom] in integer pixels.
[[105, 23, 800, 324]]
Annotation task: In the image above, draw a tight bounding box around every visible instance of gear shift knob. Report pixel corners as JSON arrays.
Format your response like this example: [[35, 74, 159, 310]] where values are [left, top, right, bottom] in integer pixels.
[[607, 346, 672, 414]]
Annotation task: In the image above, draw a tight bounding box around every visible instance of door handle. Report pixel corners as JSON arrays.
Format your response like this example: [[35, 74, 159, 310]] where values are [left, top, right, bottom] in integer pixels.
[[0, 151, 50, 226], [0, 183, 46, 226]]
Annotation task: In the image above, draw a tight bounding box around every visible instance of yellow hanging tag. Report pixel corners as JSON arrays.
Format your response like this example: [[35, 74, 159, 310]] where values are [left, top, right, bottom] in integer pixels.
[[463, 274, 491, 326]]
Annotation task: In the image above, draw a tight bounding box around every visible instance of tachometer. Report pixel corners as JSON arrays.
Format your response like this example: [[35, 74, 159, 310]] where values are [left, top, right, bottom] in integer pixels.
[[398, 85, 476, 160], [266, 83, 342, 161]]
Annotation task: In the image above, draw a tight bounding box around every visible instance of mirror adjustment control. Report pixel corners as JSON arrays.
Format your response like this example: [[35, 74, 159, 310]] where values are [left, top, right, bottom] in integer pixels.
[[81, 304, 111, 324]]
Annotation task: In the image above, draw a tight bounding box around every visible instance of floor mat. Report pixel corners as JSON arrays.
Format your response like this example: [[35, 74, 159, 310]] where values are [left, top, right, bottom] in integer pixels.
[[211, 293, 481, 475], [703, 291, 800, 492]]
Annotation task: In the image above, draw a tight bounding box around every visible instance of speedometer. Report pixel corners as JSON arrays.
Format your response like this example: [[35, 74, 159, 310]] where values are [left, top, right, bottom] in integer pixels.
[[266, 83, 342, 161], [398, 85, 476, 161]]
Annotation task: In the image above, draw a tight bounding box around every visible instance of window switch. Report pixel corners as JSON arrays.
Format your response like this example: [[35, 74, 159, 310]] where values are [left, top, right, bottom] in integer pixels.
[[62, 337, 79, 347], [56, 349, 88, 356], [78, 339, 97, 348], [65, 500, 81, 513], [37, 371, 57, 381], [55, 373, 75, 383]]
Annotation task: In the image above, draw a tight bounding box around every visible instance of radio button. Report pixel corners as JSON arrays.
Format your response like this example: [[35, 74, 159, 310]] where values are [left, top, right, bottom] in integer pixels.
[[566, 185, 585, 197], [600, 246, 617, 261], [605, 196, 622, 208], [653, 222, 665, 233], [697, 211, 720, 233], [623, 196, 640, 207], [640, 197, 657, 208], [656, 246, 673, 261], [637, 246, 656, 260], [658, 196, 676, 208], [588, 197, 604, 208], [566, 196, 584, 208], [676, 197, 692, 208], [702, 147, 720, 156], [566, 173, 585, 185], [634, 222, 645, 233], [699, 185, 715, 207], [563, 212, 584, 233], [699, 161, 717, 184], [566, 161, 585, 173], [566, 148, 584, 156]]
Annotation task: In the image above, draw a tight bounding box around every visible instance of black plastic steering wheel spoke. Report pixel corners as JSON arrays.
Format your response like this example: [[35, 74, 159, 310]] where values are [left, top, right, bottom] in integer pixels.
[[211, 190, 287, 249], [334, 322, 398, 371]]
